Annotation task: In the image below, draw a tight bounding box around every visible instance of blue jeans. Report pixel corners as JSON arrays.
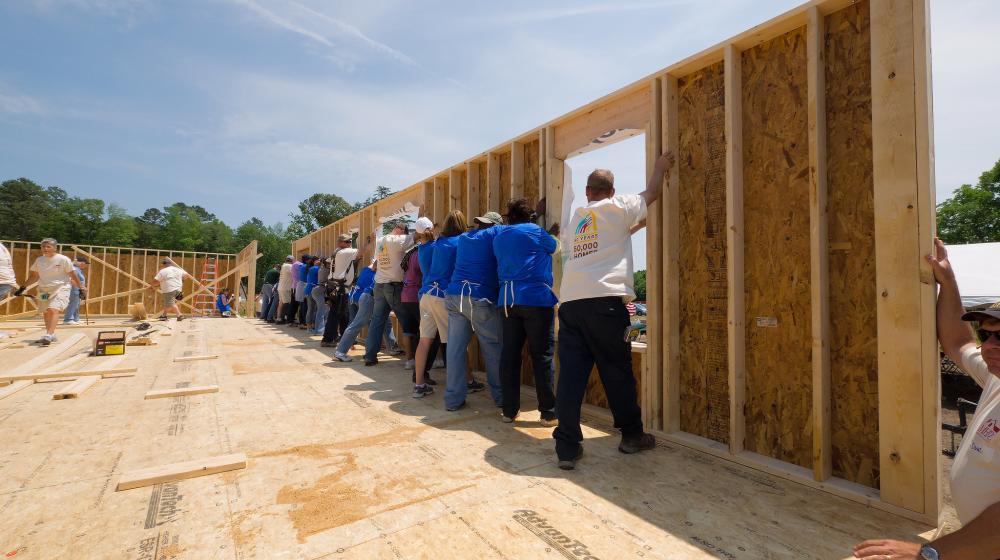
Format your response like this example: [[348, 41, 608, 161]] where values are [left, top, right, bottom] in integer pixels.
[[311, 286, 327, 334], [363, 282, 403, 362], [64, 289, 81, 323], [444, 294, 503, 408], [336, 293, 397, 355], [0, 284, 12, 298], [265, 286, 280, 320], [259, 283, 274, 318]]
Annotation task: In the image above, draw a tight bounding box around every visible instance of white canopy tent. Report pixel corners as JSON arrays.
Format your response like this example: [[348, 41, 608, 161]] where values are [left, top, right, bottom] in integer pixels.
[[946, 241, 1000, 307]]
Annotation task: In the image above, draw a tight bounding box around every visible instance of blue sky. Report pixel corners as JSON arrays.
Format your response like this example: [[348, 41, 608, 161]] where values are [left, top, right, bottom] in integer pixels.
[[1, 0, 997, 268]]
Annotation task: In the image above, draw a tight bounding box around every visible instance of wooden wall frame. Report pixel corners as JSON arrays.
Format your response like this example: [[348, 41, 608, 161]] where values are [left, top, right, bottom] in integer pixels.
[[291, 0, 937, 524]]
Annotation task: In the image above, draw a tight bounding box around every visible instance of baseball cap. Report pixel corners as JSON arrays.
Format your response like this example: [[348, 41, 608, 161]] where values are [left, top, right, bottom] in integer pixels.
[[285, 255, 294, 262], [338, 233, 352, 242], [414, 217, 434, 233], [474, 212, 504, 225], [962, 301, 1000, 322]]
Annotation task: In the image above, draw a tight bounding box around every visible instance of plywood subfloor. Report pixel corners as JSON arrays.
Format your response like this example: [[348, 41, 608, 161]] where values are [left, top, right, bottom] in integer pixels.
[[0, 317, 934, 559]]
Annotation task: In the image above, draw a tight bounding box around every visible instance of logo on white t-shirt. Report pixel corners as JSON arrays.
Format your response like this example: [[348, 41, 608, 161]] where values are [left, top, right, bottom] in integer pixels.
[[571, 210, 599, 259]]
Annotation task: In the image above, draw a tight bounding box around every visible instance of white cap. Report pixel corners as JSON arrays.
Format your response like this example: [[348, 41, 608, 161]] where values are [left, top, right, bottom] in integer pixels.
[[414, 217, 434, 233]]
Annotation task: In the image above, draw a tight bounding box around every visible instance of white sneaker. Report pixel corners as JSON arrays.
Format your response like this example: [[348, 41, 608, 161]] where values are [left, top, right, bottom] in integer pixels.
[[432, 358, 445, 369], [333, 351, 352, 362], [404, 359, 415, 370]]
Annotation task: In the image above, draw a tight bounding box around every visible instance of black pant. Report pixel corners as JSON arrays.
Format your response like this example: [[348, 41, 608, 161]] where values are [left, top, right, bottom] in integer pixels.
[[553, 297, 643, 460], [501, 305, 555, 418], [298, 294, 309, 324], [284, 299, 298, 323], [321, 288, 350, 343]]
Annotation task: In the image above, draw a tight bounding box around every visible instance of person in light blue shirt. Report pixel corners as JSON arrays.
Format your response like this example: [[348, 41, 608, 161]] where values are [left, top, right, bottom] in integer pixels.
[[493, 198, 558, 425], [333, 261, 398, 362], [442, 211, 504, 411], [304, 257, 320, 330], [63, 256, 88, 325]]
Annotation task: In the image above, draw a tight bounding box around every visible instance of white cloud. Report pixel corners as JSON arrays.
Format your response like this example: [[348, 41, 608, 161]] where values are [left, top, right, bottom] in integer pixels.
[[491, 0, 695, 25], [0, 91, 46, 116], [229, 0, 416, 69]]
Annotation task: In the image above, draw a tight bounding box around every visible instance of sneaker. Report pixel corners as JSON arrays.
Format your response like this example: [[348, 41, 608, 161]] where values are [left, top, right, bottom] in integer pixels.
[[557, 447, 584, 470], [320, 341, 337, 347], [390, 348, 405, 356], [540, 414, 558, 428], [618, 432, 656, 454], [40, 334, 53, 346], [177, 316, 185, 322], [432, 358, 445, 369], [412, 384, 435, 398], [445, 401, 466, 412], [424, 377, 437, 386], [157, 315, 169, 321], [467, 379, 485, 393], [333, 351, 352, 362], [364, 359, 378, 367], [501, 413, 516, 423], [404, 359, 415, 370]]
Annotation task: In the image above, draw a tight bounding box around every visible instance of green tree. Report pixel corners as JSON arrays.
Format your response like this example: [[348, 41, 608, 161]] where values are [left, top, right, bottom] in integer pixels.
[[0, 178, 51, 241], [937, 157, 1000, 244], [288, 193, 354, 238], [355, 185, 394, 210], [235, 218, 295, 289], [94, 204, 138, 246], [634, 269, 647, 301]]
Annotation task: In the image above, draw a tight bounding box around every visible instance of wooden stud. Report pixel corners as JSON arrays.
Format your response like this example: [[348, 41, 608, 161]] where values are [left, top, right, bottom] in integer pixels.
[[434, 175, 448, 223], [144, 385, 219, 400], [173, 355, 218, 363], [871, 0, 935, 516], [0, 380, 33, 400], [543, 126, 564, 231], [52, 375, 100, 399], [511, 141, 525, 200], [724, 44, 746, 454], [115, 453, 248, 491], [662, 74, 681, 433], [449, 168, 465, 218], [807, 6, 832, 482], [644, 77, 663, 431]]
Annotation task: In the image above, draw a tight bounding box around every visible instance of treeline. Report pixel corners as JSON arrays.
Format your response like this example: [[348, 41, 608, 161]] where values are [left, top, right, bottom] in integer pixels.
[[0, 178, 392, 288]]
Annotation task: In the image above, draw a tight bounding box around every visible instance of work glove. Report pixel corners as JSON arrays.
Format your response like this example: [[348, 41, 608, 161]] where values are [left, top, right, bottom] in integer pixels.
[[13, 286, 25, 297]]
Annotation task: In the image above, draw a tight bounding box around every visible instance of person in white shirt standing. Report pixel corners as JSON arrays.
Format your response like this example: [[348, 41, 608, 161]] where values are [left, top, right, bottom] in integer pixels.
[[16, 238, 81, 345], [0, 241, 18, 301], [275, 255, 294, 325], [853, 238, 1000, 560], [362, 221, 413, 366], [151, 258, 191, 321], [320, 234, 360, 347], [552, 151, 674, 470]]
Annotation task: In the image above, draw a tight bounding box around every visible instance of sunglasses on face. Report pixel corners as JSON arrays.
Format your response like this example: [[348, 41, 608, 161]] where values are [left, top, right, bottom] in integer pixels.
[[977, 329, 1000, 344]]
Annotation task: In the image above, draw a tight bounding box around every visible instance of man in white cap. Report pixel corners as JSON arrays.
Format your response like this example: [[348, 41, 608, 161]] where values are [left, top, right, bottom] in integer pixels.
[[853, 237, 1000, 560], [16, 238, 82, 345]]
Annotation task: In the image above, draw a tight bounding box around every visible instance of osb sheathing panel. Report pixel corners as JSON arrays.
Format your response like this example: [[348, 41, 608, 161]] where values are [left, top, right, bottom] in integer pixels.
[[741, 26, 813, 469], [498, 153, 512, 214], [677, 62, 729, 444], [523, 139, 541, 207], [476, 162, 488, 219], [826, 1, 879, 488], [0, 317, 931, 558]]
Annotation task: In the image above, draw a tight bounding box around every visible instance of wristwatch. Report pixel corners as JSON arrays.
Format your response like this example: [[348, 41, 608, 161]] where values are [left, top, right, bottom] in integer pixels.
[[919, 544, 940, 560]]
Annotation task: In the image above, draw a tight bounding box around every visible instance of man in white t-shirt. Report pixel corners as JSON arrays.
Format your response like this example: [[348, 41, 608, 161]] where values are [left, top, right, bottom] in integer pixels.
[[362, 221, 413, 365], [151, 259, 191, 321], [17, 238, 81, 345], [0, 242, 17, 301], [552, 151, 674, 470], [854, 238, 1000, 560], [321, 234, 360, 346]]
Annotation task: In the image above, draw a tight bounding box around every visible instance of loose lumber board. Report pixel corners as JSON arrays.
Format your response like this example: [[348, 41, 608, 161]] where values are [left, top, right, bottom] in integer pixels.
[[5, 332, 88, 378], [0, 380, 32, 400], [0, 367, 136, 383], [115, 453, 248, 491], [52, 375, 100, 399], [173, 354, 219, 363], [825, 0, 879, 488], [741, 26, 813, 469], [144, 385, 220, 400], [677, 61, 729, 444]]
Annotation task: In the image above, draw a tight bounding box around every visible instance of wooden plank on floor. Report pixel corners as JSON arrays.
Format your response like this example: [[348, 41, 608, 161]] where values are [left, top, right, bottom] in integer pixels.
[[6, 332, 88, 378], [115, 453, 248, 491], [52, 376, 101, 399], [0, 367, 137, 383], [173, 355, 218, 363], [0, 380, 33, 400], [144, 385, 219, 400]]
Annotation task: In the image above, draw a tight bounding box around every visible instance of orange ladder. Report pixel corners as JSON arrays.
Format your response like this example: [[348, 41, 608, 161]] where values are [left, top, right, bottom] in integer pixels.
[[192, 259, 218, 316]]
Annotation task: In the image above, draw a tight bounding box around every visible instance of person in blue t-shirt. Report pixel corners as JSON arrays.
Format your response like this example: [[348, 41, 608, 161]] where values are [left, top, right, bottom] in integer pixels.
[[493, 198, 559, 425], [442, 211, 504, 411], [216, 288, 233, 317], [333, 260, 398, 362], [304, 256, 321, 330]]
